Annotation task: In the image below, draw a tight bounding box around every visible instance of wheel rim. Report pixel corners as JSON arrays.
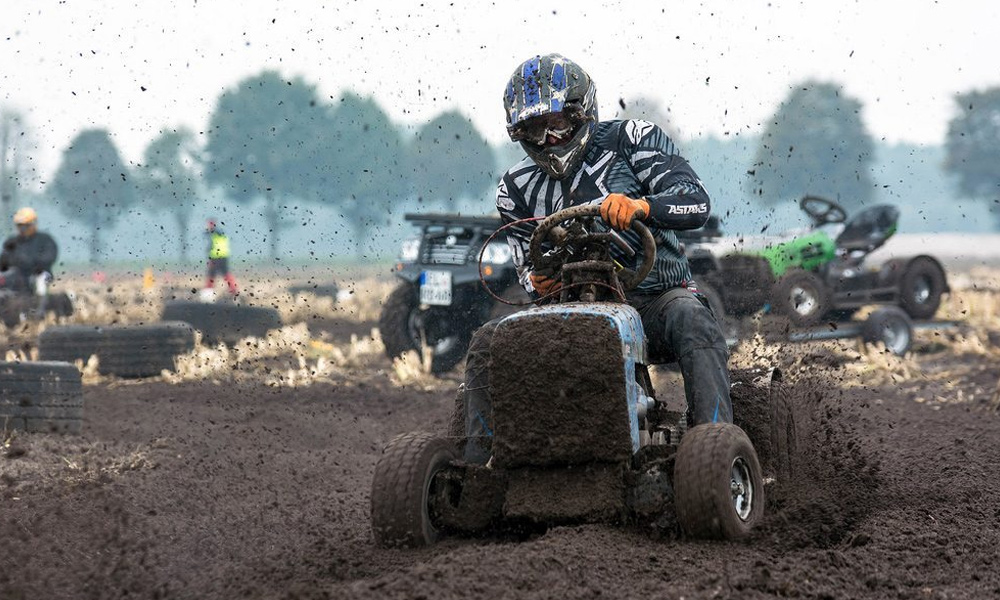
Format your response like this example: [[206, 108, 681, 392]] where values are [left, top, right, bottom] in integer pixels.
[[912, 276, 931, 305], [789, 285, 818, 316], [880, 320, 911, 355], [731, 457, 755, 521]]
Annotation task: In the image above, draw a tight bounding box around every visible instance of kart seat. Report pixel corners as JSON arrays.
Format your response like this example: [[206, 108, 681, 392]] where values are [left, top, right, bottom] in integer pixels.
[[835, 204, 900, 254]]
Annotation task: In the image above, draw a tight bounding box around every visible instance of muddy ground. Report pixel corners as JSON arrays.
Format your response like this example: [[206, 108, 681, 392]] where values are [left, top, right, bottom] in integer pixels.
[[2, 286, 1000, 600]]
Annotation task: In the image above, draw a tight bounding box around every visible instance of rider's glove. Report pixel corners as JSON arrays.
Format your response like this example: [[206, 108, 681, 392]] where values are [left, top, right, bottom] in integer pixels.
[[600, 193, 650, 231], [530, 271, 562, 296]]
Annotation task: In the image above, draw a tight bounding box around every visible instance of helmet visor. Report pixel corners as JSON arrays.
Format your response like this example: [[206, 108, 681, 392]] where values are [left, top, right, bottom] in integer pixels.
[[508, 104, 589, 147]]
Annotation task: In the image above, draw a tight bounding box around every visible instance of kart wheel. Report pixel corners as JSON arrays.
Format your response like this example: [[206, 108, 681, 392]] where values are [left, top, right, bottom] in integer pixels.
[[899, 256, 946, 320], [371, 432, 457, 548], [378, 284, 472, 374], [773, 269, 830, 327], [862, 306, 913, 356], [674, 423, 765, 540]]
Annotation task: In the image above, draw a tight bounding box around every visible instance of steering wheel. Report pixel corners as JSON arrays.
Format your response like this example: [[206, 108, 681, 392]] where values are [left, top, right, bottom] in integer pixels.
[[528, 204, 656, 291], [800, 196, 847, 227]]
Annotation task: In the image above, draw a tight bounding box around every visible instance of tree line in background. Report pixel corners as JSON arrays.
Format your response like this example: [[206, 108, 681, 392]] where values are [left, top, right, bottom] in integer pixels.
[[1, 71, 999, 264]]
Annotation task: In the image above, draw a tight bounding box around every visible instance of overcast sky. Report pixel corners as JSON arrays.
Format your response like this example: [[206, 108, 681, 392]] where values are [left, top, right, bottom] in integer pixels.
[[3, 0, 998, 181]]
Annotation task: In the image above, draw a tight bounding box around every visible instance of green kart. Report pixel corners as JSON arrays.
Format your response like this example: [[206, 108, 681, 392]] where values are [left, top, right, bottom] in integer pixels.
[[695, 196, 949, 327]]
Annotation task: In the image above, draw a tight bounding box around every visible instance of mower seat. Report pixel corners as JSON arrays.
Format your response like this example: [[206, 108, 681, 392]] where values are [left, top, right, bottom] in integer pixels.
[[835, 204, 900, 254]]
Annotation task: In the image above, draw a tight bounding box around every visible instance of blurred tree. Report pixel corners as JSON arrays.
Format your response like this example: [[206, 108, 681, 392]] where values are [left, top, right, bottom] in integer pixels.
[[203, 70, 334, 259], [406, 110, 495, 212], [329, 92, 406, 256], [944, 87, 1000, 229], [0, 108, 32, 227], [138, 127, 204, 263], [748, 81, 875, 211], [49, 128, 136, 263]]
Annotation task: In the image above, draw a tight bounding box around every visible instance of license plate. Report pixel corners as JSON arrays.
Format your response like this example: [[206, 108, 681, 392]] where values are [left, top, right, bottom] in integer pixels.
[[419, 270, 452, 306]]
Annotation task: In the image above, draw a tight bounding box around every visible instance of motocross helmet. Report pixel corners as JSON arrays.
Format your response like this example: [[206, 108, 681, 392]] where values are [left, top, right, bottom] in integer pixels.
[[504, 54, 598, 179]]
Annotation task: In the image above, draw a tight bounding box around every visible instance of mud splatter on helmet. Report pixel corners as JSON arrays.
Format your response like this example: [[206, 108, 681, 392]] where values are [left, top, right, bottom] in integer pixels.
[[503, 53, 598, 179]]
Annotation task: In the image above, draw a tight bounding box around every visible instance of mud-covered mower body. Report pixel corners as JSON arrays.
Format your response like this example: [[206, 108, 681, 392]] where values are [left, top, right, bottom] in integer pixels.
[[433, 303, 662, 530]]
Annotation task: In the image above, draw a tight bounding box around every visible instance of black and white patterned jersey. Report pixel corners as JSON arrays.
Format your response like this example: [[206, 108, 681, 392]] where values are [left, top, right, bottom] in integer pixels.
[[496, 119, 712, 294]]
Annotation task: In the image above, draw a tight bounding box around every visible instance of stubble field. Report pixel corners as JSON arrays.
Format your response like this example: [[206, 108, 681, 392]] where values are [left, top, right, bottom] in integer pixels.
[[1, 265, 999, 600]]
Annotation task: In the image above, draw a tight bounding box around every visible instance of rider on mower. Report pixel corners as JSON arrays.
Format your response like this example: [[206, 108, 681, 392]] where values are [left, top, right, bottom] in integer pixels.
[[462, 53, 732, 462], [0, 207, 58, 296]]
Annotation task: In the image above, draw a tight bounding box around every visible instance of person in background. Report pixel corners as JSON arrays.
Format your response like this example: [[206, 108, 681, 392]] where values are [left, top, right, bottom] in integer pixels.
[[202, 218, 239, 299], [0, 207, 58, 298]]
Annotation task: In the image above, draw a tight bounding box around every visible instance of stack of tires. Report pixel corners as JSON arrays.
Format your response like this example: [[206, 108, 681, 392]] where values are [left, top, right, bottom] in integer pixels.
[[161, 300, 283, 346], [38, 321, 196, 378], [0, 361, 83, 434]]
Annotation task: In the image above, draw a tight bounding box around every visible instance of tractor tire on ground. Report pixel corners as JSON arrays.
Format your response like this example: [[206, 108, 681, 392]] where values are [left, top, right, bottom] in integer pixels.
[[377, 284, 472, 375], [370, 432, 458, 548], [161, 300, 282, 346], [0, 361, 83, 434], [674, 423, 765, 540], [898, 256, 947, 320], [773, 269, 831, 327], [38, 321, 197, 378], [862, 306, 913, 356]]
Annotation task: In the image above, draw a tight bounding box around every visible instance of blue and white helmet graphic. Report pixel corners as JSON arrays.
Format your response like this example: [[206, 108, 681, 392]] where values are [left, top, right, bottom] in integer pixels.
[[503, 53, 598, 179]]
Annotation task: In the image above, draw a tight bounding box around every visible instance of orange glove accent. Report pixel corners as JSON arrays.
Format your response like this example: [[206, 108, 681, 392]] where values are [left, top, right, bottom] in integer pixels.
[[600, 193, 650, 231], [530, 272, 562, 296]]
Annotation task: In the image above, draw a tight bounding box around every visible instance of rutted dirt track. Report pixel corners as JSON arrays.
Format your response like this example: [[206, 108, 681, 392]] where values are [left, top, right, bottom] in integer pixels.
[[2, 283, 1000, 599]]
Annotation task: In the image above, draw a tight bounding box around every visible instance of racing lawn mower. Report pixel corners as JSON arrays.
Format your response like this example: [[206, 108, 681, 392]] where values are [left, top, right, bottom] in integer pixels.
[[706, 196, 949, 328], [370, 204, 793, 547]]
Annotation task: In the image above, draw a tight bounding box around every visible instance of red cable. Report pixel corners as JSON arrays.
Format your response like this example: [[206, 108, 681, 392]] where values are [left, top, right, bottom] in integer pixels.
[[477, 216, 544, 306]]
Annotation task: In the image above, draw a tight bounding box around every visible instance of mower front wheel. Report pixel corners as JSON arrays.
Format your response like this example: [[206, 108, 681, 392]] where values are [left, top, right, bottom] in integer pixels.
[[371, 432, 458, 548], [674, 423, 765, 540], [773, 269, 830, 327]]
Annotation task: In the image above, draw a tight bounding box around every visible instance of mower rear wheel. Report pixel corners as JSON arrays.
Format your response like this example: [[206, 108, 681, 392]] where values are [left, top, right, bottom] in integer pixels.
[[731, 368, 796, 488], [674, 423, 765, 540], [899, 256, 946, 320], [371, 432, 458, 548], [862, 306, 913, 356]]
